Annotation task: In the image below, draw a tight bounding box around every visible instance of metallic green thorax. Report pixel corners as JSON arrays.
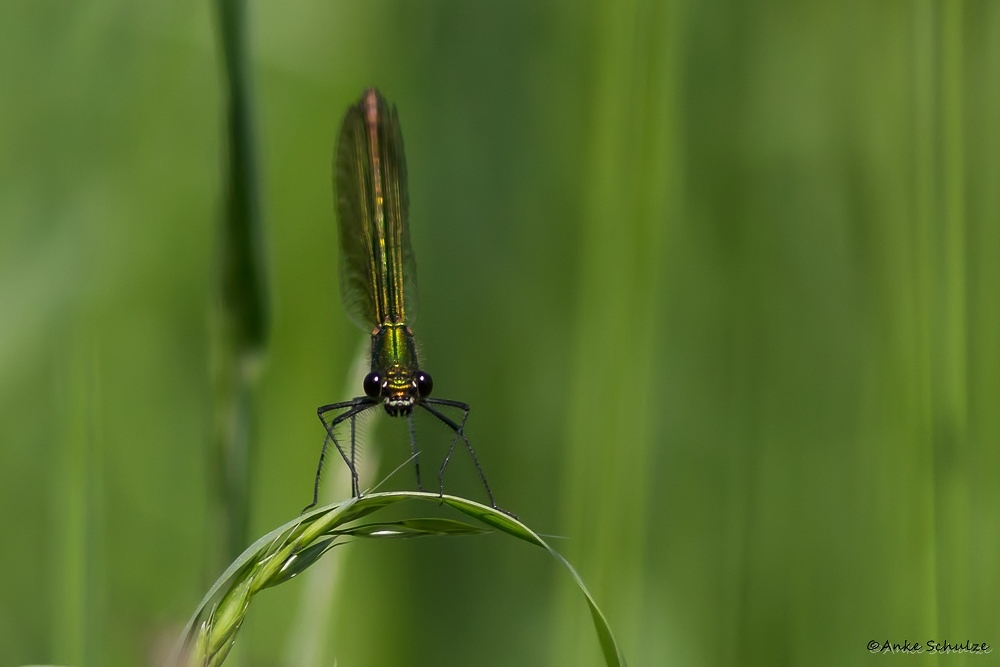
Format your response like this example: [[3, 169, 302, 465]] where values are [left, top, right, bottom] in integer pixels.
[[335, 88, 425, 414], [371, 323, 421, 410]]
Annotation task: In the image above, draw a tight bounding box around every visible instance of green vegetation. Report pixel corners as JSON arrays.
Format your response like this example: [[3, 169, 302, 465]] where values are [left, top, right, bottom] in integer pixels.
[[1, 1, 998, 665], [170, 493, 624, 667]]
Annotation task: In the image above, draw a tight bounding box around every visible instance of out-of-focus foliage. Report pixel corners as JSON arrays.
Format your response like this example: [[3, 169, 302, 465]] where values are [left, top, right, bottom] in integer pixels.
[[1, 1, 998, 666]]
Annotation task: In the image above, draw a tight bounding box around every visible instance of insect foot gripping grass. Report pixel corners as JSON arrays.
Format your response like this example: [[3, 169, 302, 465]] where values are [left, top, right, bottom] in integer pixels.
[[167, 492, 627, 667]]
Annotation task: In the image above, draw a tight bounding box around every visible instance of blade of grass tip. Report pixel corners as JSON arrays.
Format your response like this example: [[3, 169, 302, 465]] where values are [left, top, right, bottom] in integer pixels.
[[284, 336, 375, 667], [210, 0, 270, 570], [437, 494, 628, 667]]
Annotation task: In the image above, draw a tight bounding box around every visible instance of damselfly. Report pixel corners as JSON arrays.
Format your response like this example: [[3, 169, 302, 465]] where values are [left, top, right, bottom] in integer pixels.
[[306, 88, 501, 513]]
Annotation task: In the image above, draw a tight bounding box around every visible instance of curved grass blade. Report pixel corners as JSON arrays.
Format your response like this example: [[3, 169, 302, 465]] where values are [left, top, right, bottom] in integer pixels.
[[267, 519, 484, 588], [337, 517, 489, 538], [437, 495, 628, 667], [167, 492, 626, 667]]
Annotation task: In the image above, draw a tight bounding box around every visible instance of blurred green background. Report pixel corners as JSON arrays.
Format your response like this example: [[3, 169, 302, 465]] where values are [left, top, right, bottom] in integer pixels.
[[2, 0, 999, 665]]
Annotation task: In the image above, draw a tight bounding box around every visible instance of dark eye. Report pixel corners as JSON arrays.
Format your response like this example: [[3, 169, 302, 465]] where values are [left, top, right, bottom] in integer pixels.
[[415, 371, 433, 398], [363, 372, 382, 399]]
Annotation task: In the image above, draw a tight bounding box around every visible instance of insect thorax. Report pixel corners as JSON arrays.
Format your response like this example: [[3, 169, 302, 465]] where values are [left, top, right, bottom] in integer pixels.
[[371, 323, 421, 415]]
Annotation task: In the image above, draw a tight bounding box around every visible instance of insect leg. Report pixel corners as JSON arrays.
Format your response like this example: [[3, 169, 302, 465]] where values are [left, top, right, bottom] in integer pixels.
[[421, 398, 502, 512], [306, 398, 374, 512], [407, 411, 427, 491]]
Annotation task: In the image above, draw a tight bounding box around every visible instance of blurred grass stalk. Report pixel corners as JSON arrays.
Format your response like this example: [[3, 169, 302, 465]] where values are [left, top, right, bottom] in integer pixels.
[[283, 336, 380, 667], [556, 0, 679, 662], [912, 0, 973, 632], [211, 0, 269, 569], [53, 336, 105, 666], [931, 0, 970, 632]]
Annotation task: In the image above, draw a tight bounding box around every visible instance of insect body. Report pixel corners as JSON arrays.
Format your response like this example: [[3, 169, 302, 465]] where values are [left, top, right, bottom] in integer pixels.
[[307, 88, 499, 513]]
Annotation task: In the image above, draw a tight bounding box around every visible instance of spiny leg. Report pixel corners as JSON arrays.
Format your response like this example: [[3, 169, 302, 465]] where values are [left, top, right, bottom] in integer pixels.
[[307, 398, 375, 512], [408, 411, 426, 491], [318, 400, 361, 497], [304, 429, 336, 514], [349, 412, 358, 496], [426, 406, 465, 496], [422, 398, 503, 513]]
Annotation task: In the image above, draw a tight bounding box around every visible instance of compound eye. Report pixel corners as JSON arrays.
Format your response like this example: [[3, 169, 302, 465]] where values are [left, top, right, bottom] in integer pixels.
[[415, 371, 433, 399], [363, 372, 382, 399]]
